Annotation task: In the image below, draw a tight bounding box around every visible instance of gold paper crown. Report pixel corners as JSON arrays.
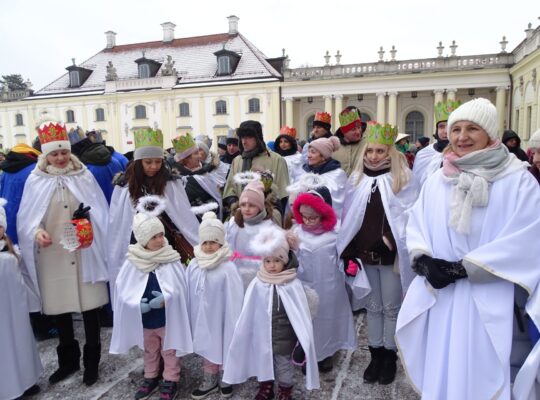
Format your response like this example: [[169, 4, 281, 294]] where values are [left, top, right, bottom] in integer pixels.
[[435, 100, 462, 123], [314, 112, 331, 124], [365, 121, 398, 145], [279, 125, 297, 138], [172, 133, 197, 155], [134, 128, 163, 149], [37, 122, 68, 144]]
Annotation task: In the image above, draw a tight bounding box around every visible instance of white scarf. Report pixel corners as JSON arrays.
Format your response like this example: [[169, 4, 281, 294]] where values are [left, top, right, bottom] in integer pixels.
[[193, 243, 232, 270], [442, 142, 527, 234], [127, 241, 181, 273]]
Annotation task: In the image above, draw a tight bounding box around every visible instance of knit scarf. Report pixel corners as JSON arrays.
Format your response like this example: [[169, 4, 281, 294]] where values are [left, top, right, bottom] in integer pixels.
[[241, 147, 263, 171], [442, 140, 527, 234], [256, 265, 297, 285], [363, 156, 391, 172], [127, 242, 180, 273], [244, 208, 268, 226], [193, 243, 232, 270]]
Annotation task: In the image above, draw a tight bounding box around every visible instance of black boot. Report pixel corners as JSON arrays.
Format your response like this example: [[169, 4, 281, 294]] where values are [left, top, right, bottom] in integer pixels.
[[378, 348, 397, 385], [318, 356, 334, 373], [83, 343, 101, 386], [49, 340, 81, 384], [363, 346, 384, 383]]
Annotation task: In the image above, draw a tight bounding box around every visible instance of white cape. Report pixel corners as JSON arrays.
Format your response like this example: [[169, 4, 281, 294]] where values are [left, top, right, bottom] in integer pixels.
[[396, 169, 540, 400], [187, 259, 244, 366], [284, 153, 304, 184], [108, 180, 199, 298], [223, 277, 320, 390], [411, 144, 442, 189], [294, 226, 357, 361], [191, 161, 229, 219], [110, 260, 193, 356], [0, 252, 43, 400], [337, 172, 417, 294], [17, 167, 109, 306]]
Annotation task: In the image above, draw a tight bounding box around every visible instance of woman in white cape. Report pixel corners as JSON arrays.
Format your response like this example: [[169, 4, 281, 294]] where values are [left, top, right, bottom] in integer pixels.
[[396, 98, 540, 400]]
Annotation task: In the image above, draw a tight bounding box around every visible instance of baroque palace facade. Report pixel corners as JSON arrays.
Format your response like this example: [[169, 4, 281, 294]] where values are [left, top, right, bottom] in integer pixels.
[[0, 17, 539, 151]]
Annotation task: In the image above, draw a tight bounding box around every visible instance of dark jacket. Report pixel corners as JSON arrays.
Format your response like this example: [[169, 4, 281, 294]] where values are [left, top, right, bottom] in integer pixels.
[[502, 130, 529, 162], [302, 158, 341, 174], [274, 134, 299, 157]]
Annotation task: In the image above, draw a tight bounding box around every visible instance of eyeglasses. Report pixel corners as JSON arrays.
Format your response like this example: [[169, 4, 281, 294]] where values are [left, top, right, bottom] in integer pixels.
[[301, 214, 320, 223]]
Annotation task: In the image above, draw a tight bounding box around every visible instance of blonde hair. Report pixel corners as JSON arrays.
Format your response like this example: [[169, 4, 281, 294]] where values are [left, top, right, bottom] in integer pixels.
[[353, 142, 411, 194]]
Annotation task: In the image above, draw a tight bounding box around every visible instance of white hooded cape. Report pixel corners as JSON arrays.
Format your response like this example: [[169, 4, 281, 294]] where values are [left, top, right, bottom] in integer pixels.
[[337, 172, 418, 294], [110, 259, 193, 356], [17, 166, 109, 304], [187, 259, 244, 366], [108, 180, 199, 298], [294, 226, 357, 361], [222, 277, 320, 390], [411, 143, 442, 189], [0, 251, 43, 400], [284, 153, 304, 184], [191, 161, 229, 219], [396, 169, 540, 400]]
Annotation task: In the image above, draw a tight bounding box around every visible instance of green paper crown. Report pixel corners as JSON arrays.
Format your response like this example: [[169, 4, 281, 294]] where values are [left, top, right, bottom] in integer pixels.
[[172, 133, 196, 155], [365, 122, 398, 145], [339, 108, 361, 128], [134, 128, 163, 149], [435, 100, 462, 123]]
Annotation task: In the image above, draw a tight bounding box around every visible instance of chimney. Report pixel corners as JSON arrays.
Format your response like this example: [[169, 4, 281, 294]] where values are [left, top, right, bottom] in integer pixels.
[[161, 22, 176, 43], [105, 31, 117, 49], [228, 15, 239, 35]]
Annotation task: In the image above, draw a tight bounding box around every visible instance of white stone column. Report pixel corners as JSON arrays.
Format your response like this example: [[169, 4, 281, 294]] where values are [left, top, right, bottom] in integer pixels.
[[376, 92, 386, 123], [284, 97, 294, 127], [433, 89, 444, 105], [387, 91, 398, 126], [334, 94, 343, 124], [495, 86, 507, 133], [323, 95, 333, 127], [446, 88, 457, 101]]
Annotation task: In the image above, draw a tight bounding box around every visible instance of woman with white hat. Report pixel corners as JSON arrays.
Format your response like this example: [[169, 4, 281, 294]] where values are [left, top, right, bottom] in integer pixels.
[[396, 98, 540, 399]]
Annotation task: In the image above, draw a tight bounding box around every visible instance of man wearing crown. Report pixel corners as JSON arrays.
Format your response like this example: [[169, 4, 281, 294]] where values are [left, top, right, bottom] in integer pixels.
[[333, 107, 366, 176], [412, 100, 461, 188]]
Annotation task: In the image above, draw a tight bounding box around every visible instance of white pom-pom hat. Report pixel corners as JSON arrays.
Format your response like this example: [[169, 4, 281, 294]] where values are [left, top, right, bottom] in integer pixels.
[[447, 98, 498, 140]]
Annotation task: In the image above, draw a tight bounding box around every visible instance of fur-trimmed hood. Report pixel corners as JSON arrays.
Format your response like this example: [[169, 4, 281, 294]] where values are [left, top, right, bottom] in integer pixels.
[[292, 192, 337, 232]]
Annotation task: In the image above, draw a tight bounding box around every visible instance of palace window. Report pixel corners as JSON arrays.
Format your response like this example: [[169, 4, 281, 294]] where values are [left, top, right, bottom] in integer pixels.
[[15, 113, 23, 126], [248, 98, 260, 113], [179, 102, 190, 117], [66, 110, 75, 123], [216, 100, 227, 115], [69, 71, 80, 87], [405, 111, 425, 142], [95, 108, 105, 121], [135, 105, 147, 119]]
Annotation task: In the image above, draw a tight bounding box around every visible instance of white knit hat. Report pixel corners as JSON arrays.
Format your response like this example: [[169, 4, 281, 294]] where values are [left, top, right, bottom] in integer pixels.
[[133, 196, 166, 246], [529, 129, 540, 149], [0, 198, 7, 230], [447, 98, 498, 140], [199, 212, 225, 245]]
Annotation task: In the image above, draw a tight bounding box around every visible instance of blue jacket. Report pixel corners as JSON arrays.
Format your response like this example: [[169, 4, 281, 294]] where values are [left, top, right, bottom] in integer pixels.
[[87, 158, 124, 204]]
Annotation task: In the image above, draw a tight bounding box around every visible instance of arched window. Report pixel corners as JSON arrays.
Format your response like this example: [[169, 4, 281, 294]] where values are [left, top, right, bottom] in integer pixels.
[[135, 105, 147, 119], [179, 102, 190, 117], [216, 100, 227, 115], [360, 112, 371, 122], [306, 114, 315, 139], [405, 111, 425, 142], [15, 113, 23, 126], [248, 98, 260, 113], [66, 110, 75, 123], [95, 108, 105, 121]]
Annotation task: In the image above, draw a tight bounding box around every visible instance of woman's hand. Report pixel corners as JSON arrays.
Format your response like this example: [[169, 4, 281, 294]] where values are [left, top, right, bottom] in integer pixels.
[[36, 230, 53, 248]]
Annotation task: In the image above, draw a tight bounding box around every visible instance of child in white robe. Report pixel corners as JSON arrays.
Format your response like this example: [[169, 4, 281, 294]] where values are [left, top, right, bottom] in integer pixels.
[[291, 187, 357, 372], [223, 225, 320, 400], [187, 212, 243, 399], [110, 197, 192, 400], [0, 199, 42, 400]]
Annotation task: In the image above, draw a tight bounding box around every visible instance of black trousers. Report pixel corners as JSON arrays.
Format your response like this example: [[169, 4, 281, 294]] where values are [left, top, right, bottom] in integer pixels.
[[54, 308, 101, 347]]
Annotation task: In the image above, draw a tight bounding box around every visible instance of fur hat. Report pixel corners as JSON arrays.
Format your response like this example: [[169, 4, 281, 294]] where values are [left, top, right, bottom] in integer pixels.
[[239, 180, 265, 212], [132, 196, 166, 246], [250, 225, 299, 264], [292, 187, 337, 232], [199, 211, 225, 245], [309, 136, 340, 159], [0, 198, 7, 230], [528, 129, 540, 149], [447, 98, 498, 140]]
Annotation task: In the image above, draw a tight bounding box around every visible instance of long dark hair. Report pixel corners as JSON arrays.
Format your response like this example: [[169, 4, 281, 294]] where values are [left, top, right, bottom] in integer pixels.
[[126, 159, 169, 205]]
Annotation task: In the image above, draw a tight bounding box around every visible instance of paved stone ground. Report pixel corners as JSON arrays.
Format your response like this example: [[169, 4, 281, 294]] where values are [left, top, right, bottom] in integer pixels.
[[32, 312, 420, 399]]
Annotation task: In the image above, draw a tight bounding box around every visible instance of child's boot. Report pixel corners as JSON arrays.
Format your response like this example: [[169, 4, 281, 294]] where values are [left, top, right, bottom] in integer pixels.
[[191, 372, 218, 399], [254, 380, 274, 400]]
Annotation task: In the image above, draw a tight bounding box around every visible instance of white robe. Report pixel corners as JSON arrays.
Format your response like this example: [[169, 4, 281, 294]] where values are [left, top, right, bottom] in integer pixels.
[[108, 180, 199, 299], [337, 172, 418, 294], [187, 259, 244, 366], [294, 226, 357, 361], [109, 260, 193, 356], [396, 169, 540, 400], [191, 161, 229, 219], [222, 277, 320, 390], [283, 153, 304, 184], [0, 251, 42, 400], [17, 166, 109, 308], [411, 144, 442, 190]]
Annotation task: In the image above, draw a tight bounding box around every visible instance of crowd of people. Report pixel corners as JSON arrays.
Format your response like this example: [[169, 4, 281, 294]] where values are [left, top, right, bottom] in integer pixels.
[[1, 98, 540, 400]]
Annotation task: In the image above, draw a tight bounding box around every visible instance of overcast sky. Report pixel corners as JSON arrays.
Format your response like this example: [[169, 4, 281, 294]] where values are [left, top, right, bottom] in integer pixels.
[[1, 0, 538, 90]]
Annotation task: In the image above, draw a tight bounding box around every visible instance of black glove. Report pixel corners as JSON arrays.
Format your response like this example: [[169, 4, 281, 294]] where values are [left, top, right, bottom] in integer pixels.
[[72, 203, 91, 220], [368, 237, 393, 257], [343, 258, 361, 277], [413, 255, 467, 289]]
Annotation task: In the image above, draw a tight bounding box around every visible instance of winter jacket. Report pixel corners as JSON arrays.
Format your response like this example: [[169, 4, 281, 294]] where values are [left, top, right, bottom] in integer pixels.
[[302, 158, 342, 174], [332, 128, 363, 176], [502, 130, 529, 162]]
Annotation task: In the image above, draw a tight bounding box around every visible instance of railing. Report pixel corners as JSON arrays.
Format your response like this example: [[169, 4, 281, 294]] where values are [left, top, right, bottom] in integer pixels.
[[284, 53, 515, 81], [105, 75, 178, 92], [0, 89, 33, 102]]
